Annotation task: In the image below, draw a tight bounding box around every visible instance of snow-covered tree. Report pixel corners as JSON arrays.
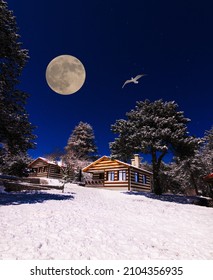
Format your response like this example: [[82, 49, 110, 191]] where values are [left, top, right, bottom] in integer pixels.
[[0, 150, 31, 177], [168, 156, 203, 195], [0, 0, 36, 174], [110, 99, 200, 195], [63, 122, 97, 184], [110, 119, 135, 162], [60, 150, 90, 191], [158, 127, 213, 196], [65, 121, 97, 160], [202, 126, 213, 169], [204, 126, 213, 149]]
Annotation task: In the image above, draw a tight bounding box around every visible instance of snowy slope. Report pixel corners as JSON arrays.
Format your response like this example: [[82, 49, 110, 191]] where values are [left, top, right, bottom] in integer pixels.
[[0, 184, 212, 260]]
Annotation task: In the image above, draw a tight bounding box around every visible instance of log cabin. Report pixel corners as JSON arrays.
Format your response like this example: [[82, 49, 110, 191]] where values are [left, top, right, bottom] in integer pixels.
[[28, 157, 64, 179], [82, 155, 153, 192]]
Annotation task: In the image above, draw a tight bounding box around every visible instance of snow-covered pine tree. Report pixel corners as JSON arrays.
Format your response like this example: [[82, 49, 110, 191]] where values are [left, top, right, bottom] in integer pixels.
[[65, 121, 97, 160], [0, 151, 31, 177], [110, 119, 135, 162], [63, 122, 97, 183], [192, 126, 212, 195], [202, 126, 213, 165], [0, 0, 36, 174], [110, 99, 200, 195], [156, 127, 213, 197]]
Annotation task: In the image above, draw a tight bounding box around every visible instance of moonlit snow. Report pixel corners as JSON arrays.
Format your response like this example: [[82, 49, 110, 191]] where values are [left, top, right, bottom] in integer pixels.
[[0, 183, 212, 260]]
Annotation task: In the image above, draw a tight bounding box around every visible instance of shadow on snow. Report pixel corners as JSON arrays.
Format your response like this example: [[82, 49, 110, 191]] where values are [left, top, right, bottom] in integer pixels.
[[0, 191, 75, 206], [123, 191, 206, 206]]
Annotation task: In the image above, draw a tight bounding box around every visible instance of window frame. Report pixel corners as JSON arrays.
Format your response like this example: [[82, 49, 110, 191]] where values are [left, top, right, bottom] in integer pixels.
[[142, 174, 147, 184], [134, 172, 139, 183], [107, 171, 115, 181], [118, 170, 126, 181]]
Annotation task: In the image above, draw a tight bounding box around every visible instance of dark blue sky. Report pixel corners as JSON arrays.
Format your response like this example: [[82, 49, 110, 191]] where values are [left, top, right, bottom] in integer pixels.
[[7, 0, 213, 159]]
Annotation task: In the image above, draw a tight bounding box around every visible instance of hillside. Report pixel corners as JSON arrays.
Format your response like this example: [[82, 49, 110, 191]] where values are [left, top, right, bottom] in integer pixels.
[[0, 183, 212, 260]]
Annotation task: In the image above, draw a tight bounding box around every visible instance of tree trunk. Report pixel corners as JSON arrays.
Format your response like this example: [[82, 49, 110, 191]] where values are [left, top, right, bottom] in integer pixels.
[[190, 172, 198, 196], [151, 149, 162, 195], [153, 171, 162, 195], [78, 169, 82, 182], [186, 162, 199, 196]]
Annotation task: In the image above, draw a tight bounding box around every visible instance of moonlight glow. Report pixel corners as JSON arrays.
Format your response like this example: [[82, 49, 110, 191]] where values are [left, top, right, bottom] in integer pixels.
[[45, 55, 86, 95]]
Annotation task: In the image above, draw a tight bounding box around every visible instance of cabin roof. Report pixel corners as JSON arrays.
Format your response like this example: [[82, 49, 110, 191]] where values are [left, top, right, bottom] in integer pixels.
[[28, 157, 65, 167], [82, 155, 152, 174]]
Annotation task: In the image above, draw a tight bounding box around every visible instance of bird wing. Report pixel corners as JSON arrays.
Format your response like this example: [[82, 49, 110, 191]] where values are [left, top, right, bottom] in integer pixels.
[[134, 74, 147, 81], [122, 79, 132, 88]]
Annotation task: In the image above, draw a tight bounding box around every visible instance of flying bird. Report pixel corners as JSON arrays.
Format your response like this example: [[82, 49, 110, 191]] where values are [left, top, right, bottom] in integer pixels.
[[122, 74, 147, 88]]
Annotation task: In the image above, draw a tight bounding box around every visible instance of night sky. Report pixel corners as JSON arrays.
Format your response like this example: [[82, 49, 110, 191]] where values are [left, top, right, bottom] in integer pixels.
[[6, 0, 213, 159]]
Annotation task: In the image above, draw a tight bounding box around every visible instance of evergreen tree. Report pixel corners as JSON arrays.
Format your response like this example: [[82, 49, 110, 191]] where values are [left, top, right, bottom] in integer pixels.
[[0, 151, 31, 177], [110, 119, 135, 162], [63, 122, 97, 184], [62, 150, 90, 186], [0, 0, 36, 174], [202, 126, 213, 168], [110, 99, 200, 195], [157, 127, 213, 197], [65, 121, 97, 160]]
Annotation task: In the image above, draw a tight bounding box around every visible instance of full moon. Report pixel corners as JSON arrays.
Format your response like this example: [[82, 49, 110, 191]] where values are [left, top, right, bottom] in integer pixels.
[[45, 55, 86, 95]]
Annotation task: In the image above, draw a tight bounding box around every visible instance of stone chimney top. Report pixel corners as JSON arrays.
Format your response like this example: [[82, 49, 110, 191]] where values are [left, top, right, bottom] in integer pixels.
[[131, 158, 135, 166], [131, 154, 140, 168]]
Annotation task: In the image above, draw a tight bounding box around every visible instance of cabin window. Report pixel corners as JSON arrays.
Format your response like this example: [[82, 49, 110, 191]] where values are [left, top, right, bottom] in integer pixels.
[[107, 171, 115, 181], [118, 170, 126, 181], [43, 166, 48, 172], [38, 167, 43, 173], [55, 167, 61, 174], [134, 172, 139, 182], [142, 174, 147, 184]]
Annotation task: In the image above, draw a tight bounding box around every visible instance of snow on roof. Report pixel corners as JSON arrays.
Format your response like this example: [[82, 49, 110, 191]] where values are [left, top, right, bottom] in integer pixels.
[[29, 157, 66, 167]]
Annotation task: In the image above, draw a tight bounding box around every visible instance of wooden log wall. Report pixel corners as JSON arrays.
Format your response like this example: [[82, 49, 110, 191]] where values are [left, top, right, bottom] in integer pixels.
[[48, 164, 63, 179], [104, 168, 129, 189], [85, 158, 129, 189], [83, 157, 152, 192], [130, 168, 151, 192], [86, 157, 126, 172], [92, 173, 104, 180], [29, 159, 48, 177], [29, 159, 63, 179]]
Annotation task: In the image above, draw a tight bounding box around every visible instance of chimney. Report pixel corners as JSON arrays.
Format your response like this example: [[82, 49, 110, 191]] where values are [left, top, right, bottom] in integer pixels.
[[133, 154, 140, 168], [131, 158, 135, 166]]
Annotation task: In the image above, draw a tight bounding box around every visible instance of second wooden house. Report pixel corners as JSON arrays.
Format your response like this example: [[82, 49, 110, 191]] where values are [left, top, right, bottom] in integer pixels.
[[82, 155, 153, 192], [28, 157, 65, 179]]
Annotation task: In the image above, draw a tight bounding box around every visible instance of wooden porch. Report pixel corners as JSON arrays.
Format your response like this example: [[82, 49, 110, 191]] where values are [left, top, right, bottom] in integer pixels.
[[84, 179, 104, 187]]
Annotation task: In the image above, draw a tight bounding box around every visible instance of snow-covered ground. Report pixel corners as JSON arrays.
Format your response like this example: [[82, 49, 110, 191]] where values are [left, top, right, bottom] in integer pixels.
[[0, 183, 212, 260]]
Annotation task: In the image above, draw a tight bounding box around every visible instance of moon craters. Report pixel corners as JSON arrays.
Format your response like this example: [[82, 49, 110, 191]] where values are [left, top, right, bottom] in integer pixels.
[[46, 55, 86, 95]]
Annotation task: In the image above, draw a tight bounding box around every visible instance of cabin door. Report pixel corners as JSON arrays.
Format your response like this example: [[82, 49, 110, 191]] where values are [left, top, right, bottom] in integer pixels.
[[99, 173, 104, 180]]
